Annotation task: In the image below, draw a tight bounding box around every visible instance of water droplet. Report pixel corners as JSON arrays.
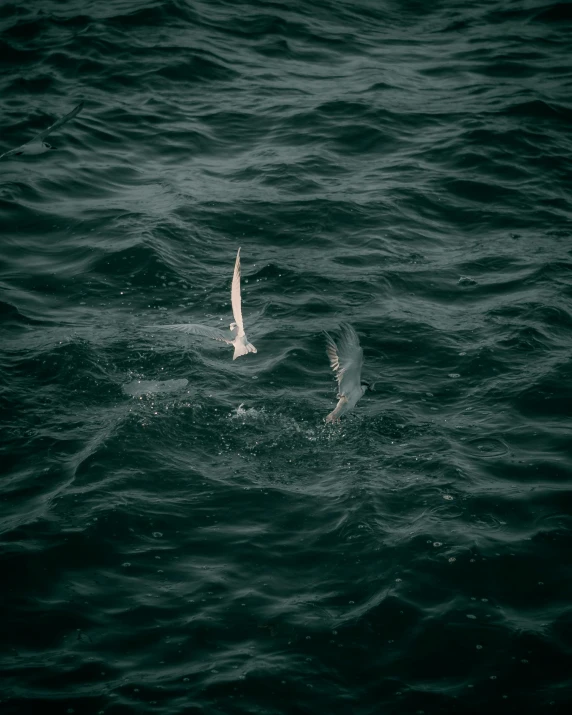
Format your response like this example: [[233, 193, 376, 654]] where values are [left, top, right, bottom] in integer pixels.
[[467, 614, 477, 619], [122, 562, 131, 568], [448, 373, 460, 379], [443, 494, 454, 500], [476, 644, 483, 650], [152, 532, 163, 538], [433, 542, 442, 547]]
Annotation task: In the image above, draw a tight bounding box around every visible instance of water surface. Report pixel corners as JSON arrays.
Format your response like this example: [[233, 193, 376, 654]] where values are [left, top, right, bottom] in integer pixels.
[[1, 1, 572, 713]]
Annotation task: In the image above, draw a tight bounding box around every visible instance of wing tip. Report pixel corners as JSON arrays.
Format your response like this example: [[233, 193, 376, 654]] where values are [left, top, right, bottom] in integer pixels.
[[323, 329, 335, 346], [339, 321, 356, 335]]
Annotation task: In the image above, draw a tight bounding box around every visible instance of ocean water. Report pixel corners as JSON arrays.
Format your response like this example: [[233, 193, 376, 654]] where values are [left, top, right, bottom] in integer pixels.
[[1, 0, 572, 713]]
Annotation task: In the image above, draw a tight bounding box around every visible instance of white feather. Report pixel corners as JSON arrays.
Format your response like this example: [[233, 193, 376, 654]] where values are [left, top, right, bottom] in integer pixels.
[[145, 248, 257, 360], [324, 323, 366, 422]]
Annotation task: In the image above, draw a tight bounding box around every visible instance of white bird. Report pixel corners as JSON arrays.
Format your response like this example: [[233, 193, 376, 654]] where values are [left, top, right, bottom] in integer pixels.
[[324, 322, 373, 422], [147, 248, 257, 360], [0, 101, 84, 159]]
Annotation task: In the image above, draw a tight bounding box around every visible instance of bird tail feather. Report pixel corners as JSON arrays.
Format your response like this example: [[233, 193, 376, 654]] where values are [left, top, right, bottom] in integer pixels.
[[325, 397, 347, 423], [233, 341, 257, 360]]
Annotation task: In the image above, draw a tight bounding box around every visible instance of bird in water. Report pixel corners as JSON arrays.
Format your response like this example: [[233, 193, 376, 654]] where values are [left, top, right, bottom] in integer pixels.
[[324, 322, 373, 422], [146, 248, 257, 360], [0, 101, 84, 159]]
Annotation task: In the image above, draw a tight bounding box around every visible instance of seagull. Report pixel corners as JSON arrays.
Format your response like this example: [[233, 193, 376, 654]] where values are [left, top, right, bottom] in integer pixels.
[[147, 248, 257, 360], [324, 322, 373, 422], [0, 101, 84, 159]]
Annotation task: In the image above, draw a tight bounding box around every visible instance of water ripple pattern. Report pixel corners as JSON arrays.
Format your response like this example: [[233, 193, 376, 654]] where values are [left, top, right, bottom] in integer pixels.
[[1, 1, 571, 713]]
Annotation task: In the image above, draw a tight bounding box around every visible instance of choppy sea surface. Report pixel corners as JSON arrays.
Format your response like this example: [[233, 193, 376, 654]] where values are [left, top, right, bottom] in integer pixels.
[[1, 1, 572, 713]]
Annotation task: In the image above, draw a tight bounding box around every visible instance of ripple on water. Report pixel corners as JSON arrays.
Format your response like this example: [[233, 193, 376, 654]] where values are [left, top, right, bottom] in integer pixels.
[[122, 378, 189, 396], [464, 436, 510, 457]]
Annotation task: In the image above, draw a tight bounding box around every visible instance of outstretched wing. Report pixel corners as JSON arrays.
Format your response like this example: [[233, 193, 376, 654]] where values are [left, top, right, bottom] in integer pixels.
[[325, 322, 363, 397], [231, 247, 244, 335], [32, 101, 85, 142], [0, 145, 24, 159], [0, 101, 85, 159], [144, 323, 233, 344]]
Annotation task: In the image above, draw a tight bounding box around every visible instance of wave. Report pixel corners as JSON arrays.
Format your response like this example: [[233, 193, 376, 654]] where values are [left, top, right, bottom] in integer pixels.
[[1, 0, 572, 713]]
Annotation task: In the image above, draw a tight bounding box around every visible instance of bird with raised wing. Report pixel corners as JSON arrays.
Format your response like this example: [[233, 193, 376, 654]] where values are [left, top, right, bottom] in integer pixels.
[[146, 248, 257, 360], [0, 101, 84, 159], [324, 322, 373, 422]]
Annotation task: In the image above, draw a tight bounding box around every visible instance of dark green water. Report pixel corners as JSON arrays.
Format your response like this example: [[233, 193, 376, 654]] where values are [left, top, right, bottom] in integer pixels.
[[1, 1, 572, 713]]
